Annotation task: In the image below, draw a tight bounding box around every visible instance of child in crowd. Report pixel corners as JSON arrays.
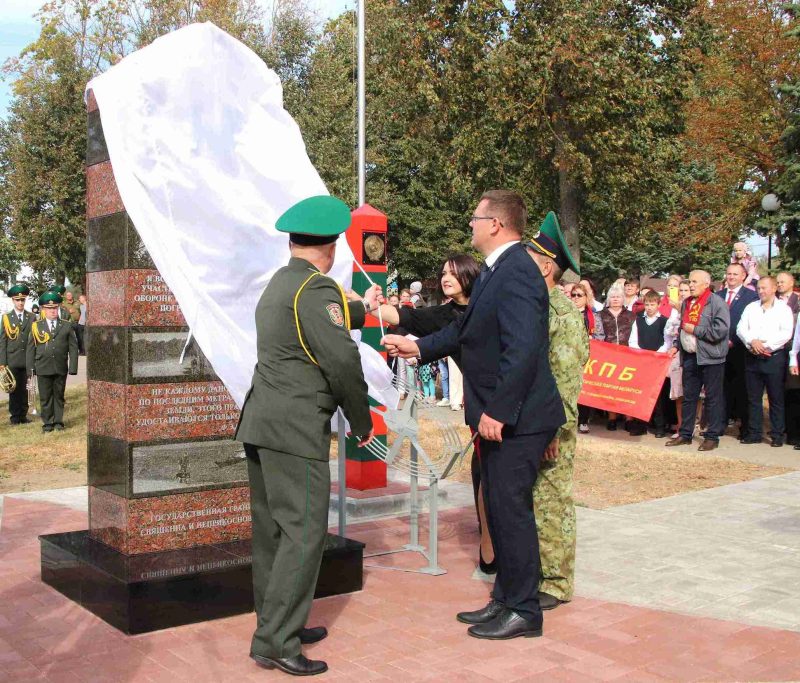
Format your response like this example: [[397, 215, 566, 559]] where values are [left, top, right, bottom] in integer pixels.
[[417, 361, 437, 403], [731, 242, 760, 289], [628, 290, 677, 437]]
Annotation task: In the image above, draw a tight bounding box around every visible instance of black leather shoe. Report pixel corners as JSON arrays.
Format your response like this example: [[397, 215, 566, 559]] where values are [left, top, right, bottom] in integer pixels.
[[479, 548, 496, 575], [299, 626, 328, 645], [794, 443, 800, 451], [771, 438, 784, 448], [740, 436, 762, 444], [250, 653, 327, 676], [537, 592, 565, 611], [654, 431, 666, 439], [42, 425, 54, 433], [467, 608, 543, 640], [665, 436, 691, 446], [54, 423, 65, 431], [456, 599, 505, 624], [698, 439, 718, 451], [606, 420, 617, 431], [17, 417, 31, 424]]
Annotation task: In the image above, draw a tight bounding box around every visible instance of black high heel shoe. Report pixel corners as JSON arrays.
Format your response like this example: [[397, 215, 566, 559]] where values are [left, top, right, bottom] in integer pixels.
[[479, 548, 497, 574]]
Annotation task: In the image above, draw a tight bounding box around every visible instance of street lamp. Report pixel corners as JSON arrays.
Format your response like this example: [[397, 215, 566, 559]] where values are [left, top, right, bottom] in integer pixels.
[[761, 193, 781, 269]]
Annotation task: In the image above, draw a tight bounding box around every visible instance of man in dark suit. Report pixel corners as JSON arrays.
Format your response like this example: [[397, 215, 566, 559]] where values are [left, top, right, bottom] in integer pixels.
[[26, 292, 79, 432], [383, 190, 566, 641], [717, 263, 759, 436], [0, 284, 34, 424]]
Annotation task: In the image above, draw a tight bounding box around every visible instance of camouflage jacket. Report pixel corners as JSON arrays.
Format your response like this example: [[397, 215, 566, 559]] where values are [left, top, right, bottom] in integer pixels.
[[548, 288, 590, 433]]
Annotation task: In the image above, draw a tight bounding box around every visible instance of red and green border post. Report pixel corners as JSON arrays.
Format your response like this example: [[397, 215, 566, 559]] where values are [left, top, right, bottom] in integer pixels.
[[345, 205, 389, 490]]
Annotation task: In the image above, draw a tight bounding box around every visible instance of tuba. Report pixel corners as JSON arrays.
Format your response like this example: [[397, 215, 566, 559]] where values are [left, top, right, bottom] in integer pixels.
[[0, 365, 16, 393]]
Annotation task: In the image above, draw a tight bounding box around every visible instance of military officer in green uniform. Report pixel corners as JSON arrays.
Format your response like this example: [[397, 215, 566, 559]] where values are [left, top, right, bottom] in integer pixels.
[[235, 195, 377, 678], [26, 291, 79, 432], [1, 284, 34, 424], [525, 212, 589, 610], [40, 285, 71, 321]]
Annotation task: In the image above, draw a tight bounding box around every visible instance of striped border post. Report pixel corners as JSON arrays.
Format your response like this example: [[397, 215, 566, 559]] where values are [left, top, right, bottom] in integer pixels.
[[344, 205, 388, 490]]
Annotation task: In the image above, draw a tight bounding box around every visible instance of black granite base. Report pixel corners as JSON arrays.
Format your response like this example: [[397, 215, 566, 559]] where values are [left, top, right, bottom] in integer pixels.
[[40, 531, 364, 634]]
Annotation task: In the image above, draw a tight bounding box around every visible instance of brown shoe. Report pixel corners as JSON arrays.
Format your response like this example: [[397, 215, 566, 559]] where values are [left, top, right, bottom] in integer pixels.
[[698, 439, 718, 451], [665, 436, 692, 447]]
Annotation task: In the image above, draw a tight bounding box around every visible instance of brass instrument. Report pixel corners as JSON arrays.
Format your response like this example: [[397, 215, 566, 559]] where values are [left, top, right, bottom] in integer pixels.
[[29, 373, 38, 415], [0, 365, 16, 393]]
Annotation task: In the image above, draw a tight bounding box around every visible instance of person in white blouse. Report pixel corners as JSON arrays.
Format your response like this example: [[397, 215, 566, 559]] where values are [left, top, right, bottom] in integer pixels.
[[736, 276, 795, 447]]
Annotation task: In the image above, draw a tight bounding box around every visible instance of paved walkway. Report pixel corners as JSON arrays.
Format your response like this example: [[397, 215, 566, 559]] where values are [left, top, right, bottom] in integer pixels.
[[2, 496, 800, 682]]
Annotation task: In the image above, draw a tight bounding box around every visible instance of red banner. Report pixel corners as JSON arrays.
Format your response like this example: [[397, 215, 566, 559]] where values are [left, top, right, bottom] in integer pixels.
[[578, 340, 673, 421]]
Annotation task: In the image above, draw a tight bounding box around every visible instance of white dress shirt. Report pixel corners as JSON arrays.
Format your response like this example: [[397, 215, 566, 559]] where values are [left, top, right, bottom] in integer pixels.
[[484, 240, 519, 268], [721, 285, 742, 305], [629, 311, 674, 353], [736, 298, 794, 352]]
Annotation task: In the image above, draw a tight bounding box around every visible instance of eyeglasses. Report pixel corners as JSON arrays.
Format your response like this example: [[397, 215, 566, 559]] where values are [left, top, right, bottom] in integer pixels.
[[571, 292, 585, 298], [469, 215, 496, 223]]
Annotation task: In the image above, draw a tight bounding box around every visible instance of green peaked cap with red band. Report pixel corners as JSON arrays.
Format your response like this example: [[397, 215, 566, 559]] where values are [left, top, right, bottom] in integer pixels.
[[276, 195, 352, 246], [525, 211, 580, 276]]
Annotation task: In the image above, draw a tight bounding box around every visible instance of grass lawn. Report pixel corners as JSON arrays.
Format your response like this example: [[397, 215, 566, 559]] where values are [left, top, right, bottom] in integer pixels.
[[0, 385, 87, 493], [0, 387, 789, 506]]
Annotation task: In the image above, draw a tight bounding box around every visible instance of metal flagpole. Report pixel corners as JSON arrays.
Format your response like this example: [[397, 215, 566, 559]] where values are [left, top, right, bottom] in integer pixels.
[[357, 0, 366, 205]]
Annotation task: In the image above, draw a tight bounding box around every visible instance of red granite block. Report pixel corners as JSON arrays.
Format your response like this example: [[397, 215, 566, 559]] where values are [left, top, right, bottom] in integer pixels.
[[87, 381, 126, 440], [89, 486, 251, 554], [126, 270, 186, 326], [88, 381, 237, 442], [86, 271, 126, 326], [86, 162, 124, 219], [125, 382, 237, 442], [87, 90, 98, 112]]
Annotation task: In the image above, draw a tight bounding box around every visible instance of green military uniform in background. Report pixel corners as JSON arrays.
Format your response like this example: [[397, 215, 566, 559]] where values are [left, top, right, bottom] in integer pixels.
[[527, 212, 589, 604], [26, 292, 79, 431], [534, 287, 589, 602], [1, 284, 34, 424], [235, 196, 372, 667]]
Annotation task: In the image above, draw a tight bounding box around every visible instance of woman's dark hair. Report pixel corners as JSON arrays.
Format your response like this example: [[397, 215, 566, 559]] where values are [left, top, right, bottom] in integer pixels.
[[439, 253, 481, 299]]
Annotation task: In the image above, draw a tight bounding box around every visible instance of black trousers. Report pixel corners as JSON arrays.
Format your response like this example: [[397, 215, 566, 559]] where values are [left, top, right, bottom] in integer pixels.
[[76, 324, 86, 355], [577, 404, 592, 425], [724, 344, 749, 432], [38, 374, 67, 427], [786, 388, 800, 445], [7, 366, 28, 421], [631, 382, 671, 434], [680, 354, 725, 441], [479, 429, 555, 623], [744, 351, 786, 441]]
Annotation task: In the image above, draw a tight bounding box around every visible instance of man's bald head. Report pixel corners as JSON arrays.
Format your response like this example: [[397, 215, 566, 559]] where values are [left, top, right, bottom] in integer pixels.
[[776, 271, 795, 296], [688, 270, 711, 297]]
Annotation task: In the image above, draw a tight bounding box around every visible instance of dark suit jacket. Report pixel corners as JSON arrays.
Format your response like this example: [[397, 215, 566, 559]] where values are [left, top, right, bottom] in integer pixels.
[[417, 243, 565, 435], [716, 286, 759, 345]]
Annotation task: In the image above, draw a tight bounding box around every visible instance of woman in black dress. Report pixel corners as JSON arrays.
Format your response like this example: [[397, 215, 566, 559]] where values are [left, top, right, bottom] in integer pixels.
[[372, 254, 496, 572]]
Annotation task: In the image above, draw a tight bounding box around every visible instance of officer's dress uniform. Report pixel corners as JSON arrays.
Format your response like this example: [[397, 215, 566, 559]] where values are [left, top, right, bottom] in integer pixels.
[[1, 308, 34, 423], [26, 316, 79, 429], [235, 250, 371, 661]]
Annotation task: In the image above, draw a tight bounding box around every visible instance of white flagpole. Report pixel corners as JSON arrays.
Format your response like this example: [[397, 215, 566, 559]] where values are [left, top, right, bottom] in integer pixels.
[[357, 0, 366, 205]]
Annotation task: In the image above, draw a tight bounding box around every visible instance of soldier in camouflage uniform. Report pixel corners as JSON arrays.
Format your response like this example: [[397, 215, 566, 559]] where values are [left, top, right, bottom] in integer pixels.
[[525, 212, 589, 609]]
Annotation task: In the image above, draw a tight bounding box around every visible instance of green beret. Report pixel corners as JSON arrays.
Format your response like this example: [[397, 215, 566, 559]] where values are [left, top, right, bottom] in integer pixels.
[[40, 291, 63, 306], [48, 285, 67, 295], [8, 284, 30, 297], [276, 195, 352, 245]]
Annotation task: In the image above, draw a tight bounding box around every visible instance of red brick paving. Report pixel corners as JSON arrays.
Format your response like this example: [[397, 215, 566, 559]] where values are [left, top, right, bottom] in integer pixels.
[[2, 497, 800, 682]]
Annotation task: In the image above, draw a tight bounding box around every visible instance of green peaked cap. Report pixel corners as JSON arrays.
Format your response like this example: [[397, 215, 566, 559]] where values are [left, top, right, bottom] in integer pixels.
[[48, 285, 66, 295], [526, 211, 580, 276], [275, 195, 352, 244], [7, 284, 30, 297], [40, 291, 62, 305]]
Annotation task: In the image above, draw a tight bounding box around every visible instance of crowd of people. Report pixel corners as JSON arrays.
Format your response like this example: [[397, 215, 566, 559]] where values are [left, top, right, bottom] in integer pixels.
[[556, 249, 800, 450]]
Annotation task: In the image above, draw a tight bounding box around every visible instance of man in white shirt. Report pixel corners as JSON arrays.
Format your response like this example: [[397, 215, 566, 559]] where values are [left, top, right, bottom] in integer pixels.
[[737, 276, 794, 447], [789, 317, 800, 450]]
